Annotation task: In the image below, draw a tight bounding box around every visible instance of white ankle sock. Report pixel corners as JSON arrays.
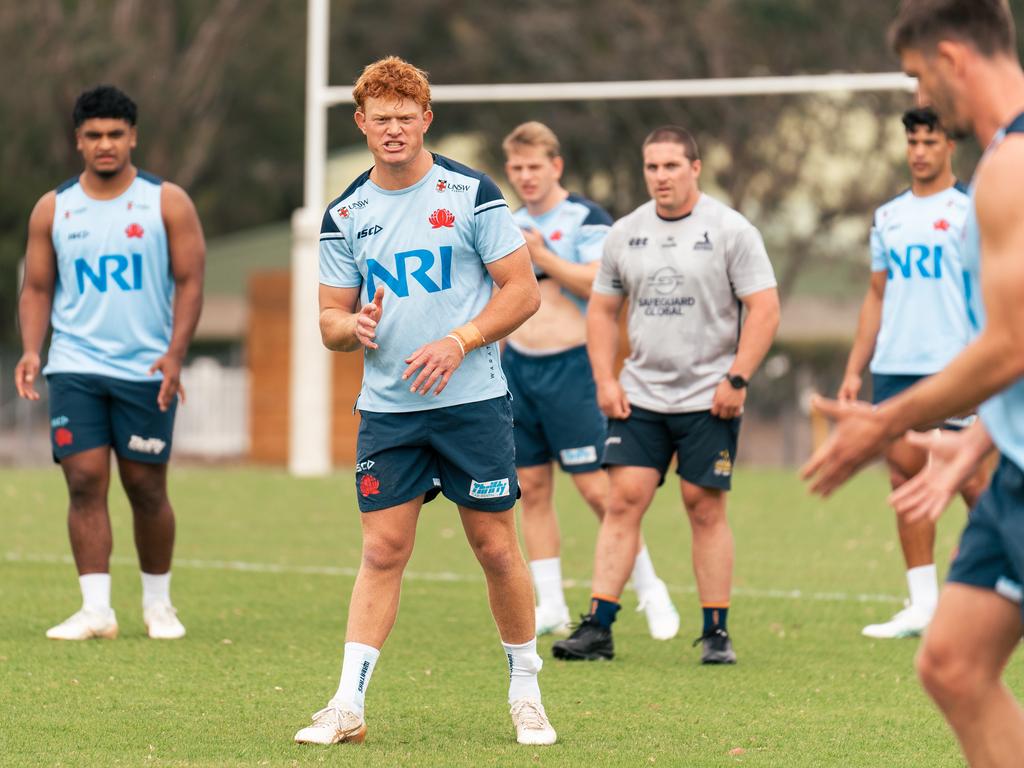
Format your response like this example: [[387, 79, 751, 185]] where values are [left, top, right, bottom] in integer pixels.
[[503, 637, 543, 703], [332, 642, 380, 717], [907, 564, 938, 613], [79, 573, 111, 612], [529, 558, 566, 609], [141, 571, 171, 608], [630, 546, 659, 595]]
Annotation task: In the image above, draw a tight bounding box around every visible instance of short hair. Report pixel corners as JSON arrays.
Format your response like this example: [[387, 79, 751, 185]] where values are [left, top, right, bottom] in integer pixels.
[[352, 56, 431, 112], [72, 85, 137, 128], [902, 106, 945, 134], [889, 0, 1016, 57], [502, 121, 561, 159], [642, 125, 700, 162]]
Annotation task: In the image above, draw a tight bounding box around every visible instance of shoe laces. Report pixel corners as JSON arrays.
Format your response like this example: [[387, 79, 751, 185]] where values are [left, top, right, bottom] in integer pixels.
[[692, 627, 729, 647], [145, 602, 178, 622], [311, 705, 360, 730], [510, 699, 549, 730]]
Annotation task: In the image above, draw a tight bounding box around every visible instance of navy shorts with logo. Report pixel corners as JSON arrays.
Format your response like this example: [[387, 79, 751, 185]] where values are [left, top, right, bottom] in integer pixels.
[[871, 373, 975, 430], [47, 373, 177, 464], [948, 456, 1024, 616], [355, 395, 520, 513], [504, 344, 606, 473], [603, 406, 741, 491]]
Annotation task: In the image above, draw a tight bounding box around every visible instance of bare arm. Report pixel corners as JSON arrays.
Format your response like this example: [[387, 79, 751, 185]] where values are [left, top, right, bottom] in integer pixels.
[[711, 286, 780, 419], [839, 271, 886, 401], [319, 284, 365, 352], [586, 291, 630, 419], [522, 227, 600, 299], [15, 192, 57, 400], [151, 183, 206, 410]]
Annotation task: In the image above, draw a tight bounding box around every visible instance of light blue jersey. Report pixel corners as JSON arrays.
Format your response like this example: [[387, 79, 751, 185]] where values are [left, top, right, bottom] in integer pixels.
[[869, 184, 972, 375], [511, 193, 612, 313], [44, 171, 173, 381], [963, 113, 1024, 470], [320, 154, 525, 413]]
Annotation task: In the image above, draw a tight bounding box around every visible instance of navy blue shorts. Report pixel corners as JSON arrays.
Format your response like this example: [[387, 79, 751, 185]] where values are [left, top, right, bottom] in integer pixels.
[[355, 395, 519, 513], [602, 406, 741, 491], [47, 373, 177, 464], [504, 344, 606, 473], [871, 373, 975, 430], [948, 456, 1024, 616]]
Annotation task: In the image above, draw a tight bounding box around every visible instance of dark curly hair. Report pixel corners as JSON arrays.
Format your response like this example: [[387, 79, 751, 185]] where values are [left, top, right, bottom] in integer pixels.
[[72, 85, 137, 128]]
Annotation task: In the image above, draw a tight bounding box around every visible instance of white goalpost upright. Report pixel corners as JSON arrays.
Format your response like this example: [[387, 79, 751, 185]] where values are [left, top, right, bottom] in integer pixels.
[[288, 0, 917, 476]]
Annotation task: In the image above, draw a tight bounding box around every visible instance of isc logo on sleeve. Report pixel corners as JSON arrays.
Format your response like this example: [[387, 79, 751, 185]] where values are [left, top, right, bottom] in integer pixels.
[[469, 478, 510, 499]]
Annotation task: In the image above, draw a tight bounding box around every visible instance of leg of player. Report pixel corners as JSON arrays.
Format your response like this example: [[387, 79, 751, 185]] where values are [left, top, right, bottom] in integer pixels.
[[117, 457, 184, 640], [573, 469, 679, 640], [682, 481, 737, 664], [552, 466, 660, 661], [459, 505, 556, 746], [864, 439, 935, 639], [47, 446, 119, 641], [916, 584, 1024, 766], [295, 497, 423, 746], [518, 463, 571, 637]]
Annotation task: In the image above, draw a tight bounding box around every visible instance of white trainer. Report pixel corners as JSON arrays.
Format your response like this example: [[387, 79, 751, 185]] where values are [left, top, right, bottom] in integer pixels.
[[143, 601, 186, 640], [535, 603, 571, 637], [510, 698, 557, 746], [636, 578, 680, 640], [294, 703, 367, 745], [46, 607, 118, 640], [862, 602, 932, 639]]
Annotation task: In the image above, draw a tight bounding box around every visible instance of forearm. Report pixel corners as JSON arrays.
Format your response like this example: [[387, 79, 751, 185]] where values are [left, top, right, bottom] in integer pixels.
[[586, 306, 621, 383], [730, 304, 779, 379], [18, 287, 52, 355], [533, 249, 597, 299], [319, 308, 362, 352], [167, 277, 203, 359], [845, 294, 881, 376], [879, 329, 1024, 438], [467, 277, 540, 343]]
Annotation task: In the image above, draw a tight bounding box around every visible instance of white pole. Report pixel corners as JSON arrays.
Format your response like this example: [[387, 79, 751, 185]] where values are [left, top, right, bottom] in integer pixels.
[[289, 0, 332, 476]]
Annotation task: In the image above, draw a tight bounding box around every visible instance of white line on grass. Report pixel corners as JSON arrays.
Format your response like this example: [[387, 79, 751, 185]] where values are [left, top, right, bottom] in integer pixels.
[[3, 551, 903, 604]]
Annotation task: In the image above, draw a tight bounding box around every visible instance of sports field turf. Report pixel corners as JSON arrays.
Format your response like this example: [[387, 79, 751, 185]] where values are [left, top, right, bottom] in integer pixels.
[[2, 465, 1018, 766]]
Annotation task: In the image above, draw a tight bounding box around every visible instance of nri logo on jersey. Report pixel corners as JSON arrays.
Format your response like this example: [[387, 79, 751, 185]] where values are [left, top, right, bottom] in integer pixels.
[[75, 254, 144, 294], [888, 245, 944, 280], [365, 246, 453, 300]]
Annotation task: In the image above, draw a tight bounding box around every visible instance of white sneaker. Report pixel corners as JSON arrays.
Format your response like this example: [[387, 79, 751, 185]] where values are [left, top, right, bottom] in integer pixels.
[[46, 607, 118, 640], [535, 603, 571, 636], [294, 703, 367, 745], [862, 602, 932, 639], [143, 601, 186, 640], [510, 698, 557, 746], [636, 579, 680, 640]]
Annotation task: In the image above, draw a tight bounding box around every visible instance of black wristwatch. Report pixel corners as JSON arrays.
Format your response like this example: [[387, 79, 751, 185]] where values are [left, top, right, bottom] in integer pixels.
[[726, 373, 748, 390]]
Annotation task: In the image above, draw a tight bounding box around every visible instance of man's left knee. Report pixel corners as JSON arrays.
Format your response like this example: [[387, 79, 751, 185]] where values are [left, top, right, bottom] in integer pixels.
[[121, 470, 168, 513]]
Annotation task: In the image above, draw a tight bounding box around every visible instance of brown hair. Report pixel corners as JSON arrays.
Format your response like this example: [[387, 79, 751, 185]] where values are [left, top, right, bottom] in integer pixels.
[[642, 125, 700, 162], [502, 121, 561, 159], [352, 56, 431, 111], [889, 0, 1015, 57]]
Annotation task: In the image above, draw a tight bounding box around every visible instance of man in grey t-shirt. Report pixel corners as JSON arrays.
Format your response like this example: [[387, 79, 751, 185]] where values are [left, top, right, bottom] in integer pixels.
[[553, 126, 779, 665]]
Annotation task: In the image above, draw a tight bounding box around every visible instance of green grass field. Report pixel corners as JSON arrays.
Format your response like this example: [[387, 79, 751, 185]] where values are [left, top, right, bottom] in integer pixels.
[[1, 465, 1017, 767]]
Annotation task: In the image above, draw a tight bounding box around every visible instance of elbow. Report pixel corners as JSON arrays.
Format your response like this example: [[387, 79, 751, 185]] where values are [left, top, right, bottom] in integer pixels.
[[522, 282, 541, 318]]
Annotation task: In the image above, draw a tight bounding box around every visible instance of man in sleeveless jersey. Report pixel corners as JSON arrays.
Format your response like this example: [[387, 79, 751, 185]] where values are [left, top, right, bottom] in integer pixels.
[[501, 121, 679, 641], [553, 126, 780, 664], [293, 57, 555, 748], [15, 85, 205, 641], [803, 2, 1024, 763], [839, 107, 990, 639]]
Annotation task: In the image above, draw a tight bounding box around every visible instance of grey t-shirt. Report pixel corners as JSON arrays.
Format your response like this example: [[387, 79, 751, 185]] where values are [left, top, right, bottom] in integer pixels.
[[593, 195, 776, 413]]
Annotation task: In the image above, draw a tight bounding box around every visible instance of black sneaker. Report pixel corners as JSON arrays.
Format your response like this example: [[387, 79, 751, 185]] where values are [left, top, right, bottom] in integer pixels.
[[551, 615, 614, 661], [693, 627, 737, 664]]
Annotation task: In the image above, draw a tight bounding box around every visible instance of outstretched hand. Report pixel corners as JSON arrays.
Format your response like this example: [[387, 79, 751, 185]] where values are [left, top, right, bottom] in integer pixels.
[[356, 287, 384, 350], [889, 429, 978, 524], [800, 395, 893, 497], [402, 336, 465, 396]]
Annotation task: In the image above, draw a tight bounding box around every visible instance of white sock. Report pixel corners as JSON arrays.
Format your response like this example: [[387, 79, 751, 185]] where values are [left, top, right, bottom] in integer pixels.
[[630, 546, 659, 595], [907, 564, 939, 614], [529, 558, 566, 609], [79, 573, 111, 612], [141, 571, 171, 608], [331, 642, 380, 717], [503, 637, 543, 703]]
